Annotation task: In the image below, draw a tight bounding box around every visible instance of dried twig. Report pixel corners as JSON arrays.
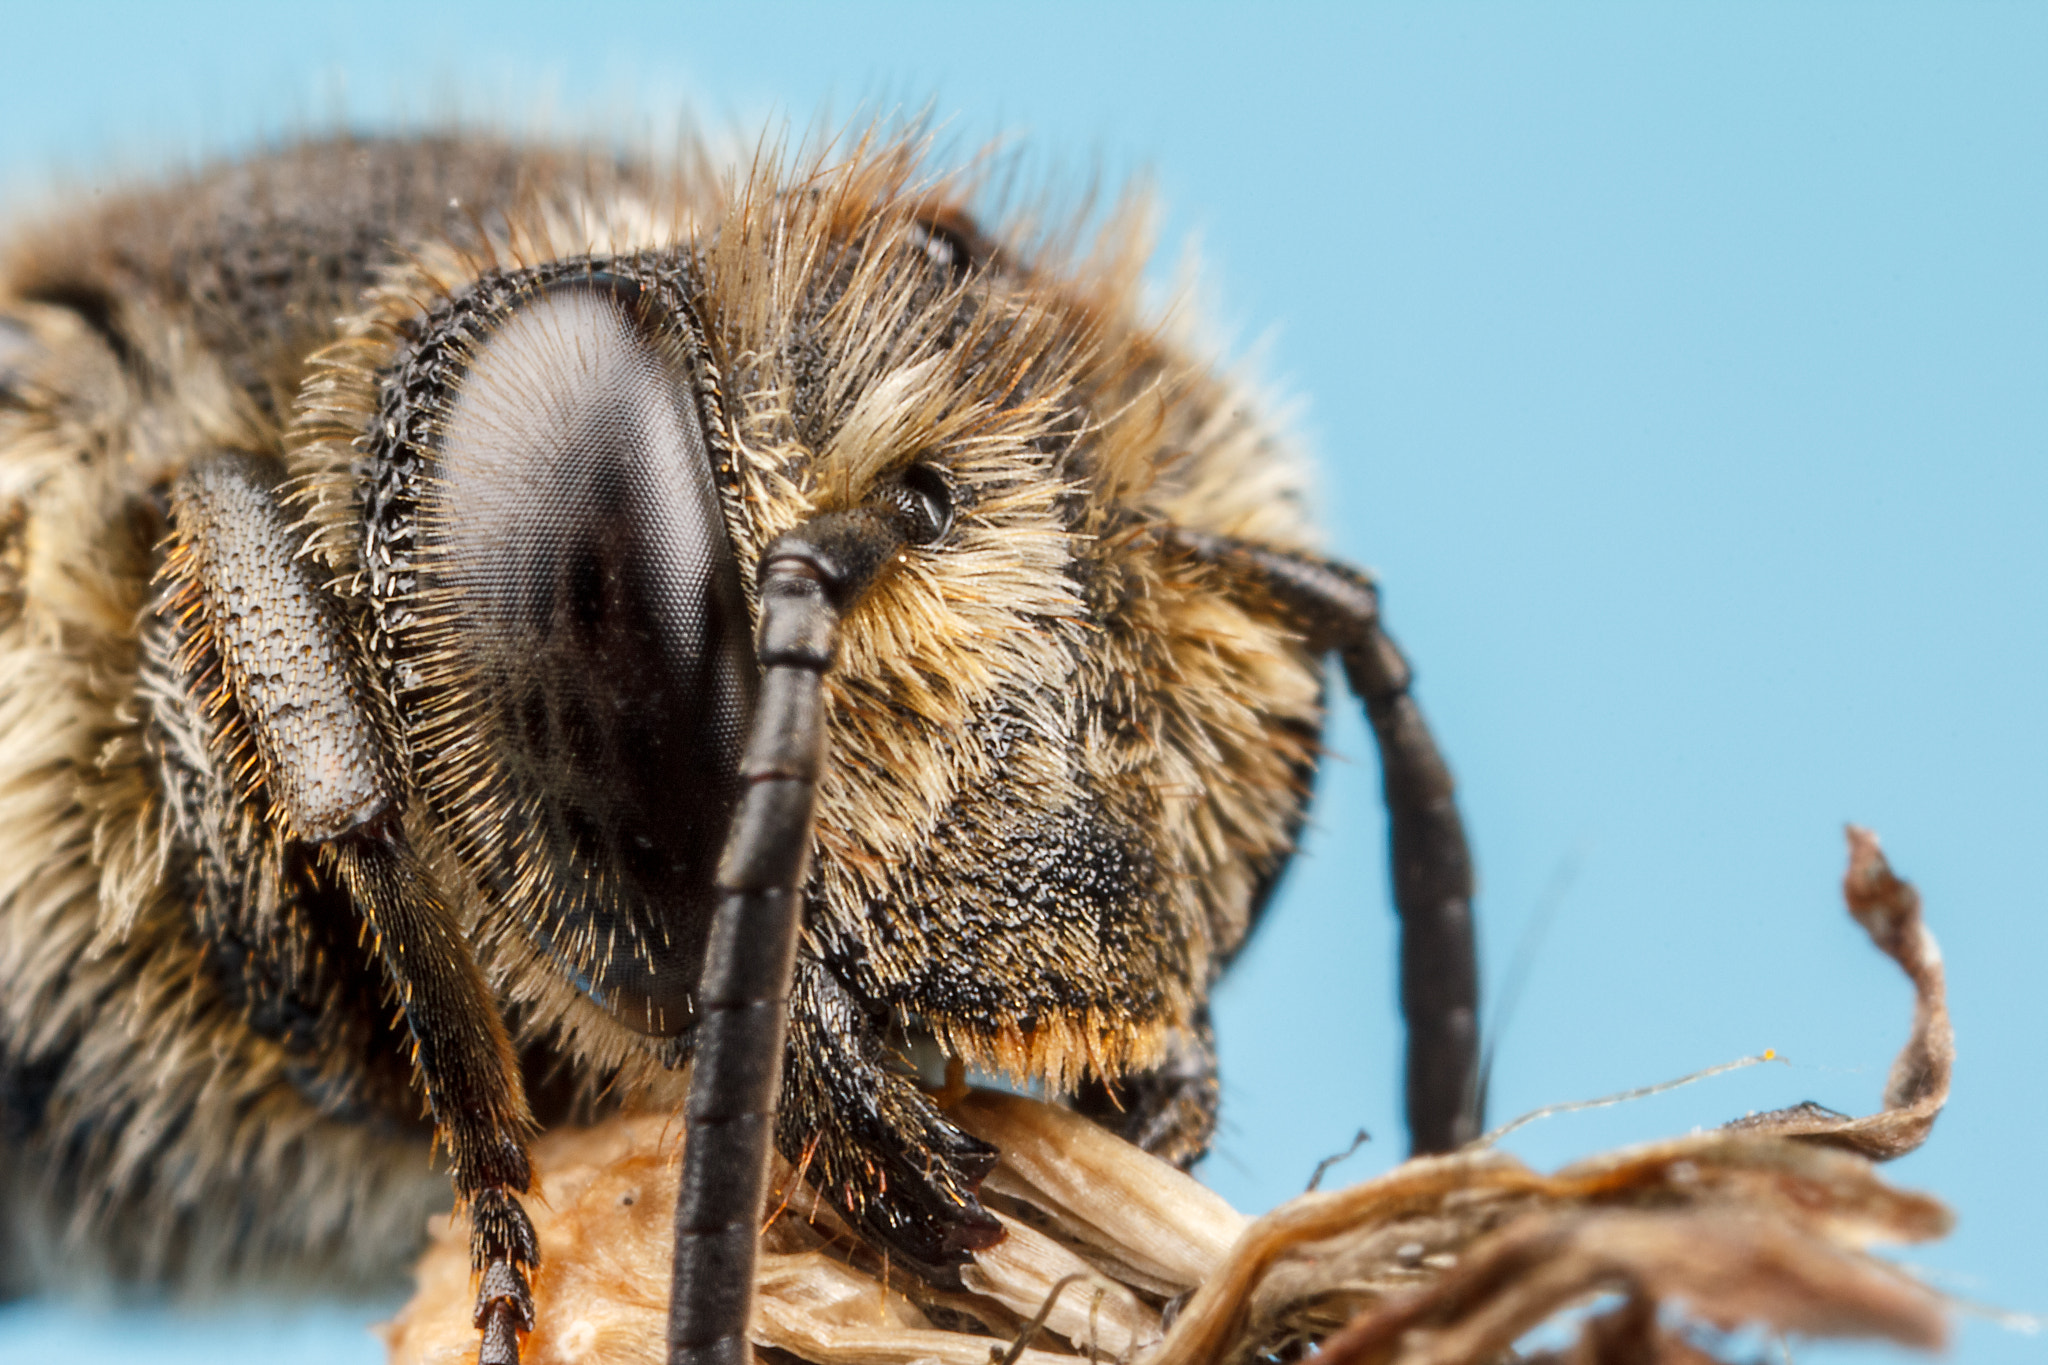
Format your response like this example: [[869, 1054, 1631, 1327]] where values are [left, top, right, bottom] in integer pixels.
[[1312, 1208, 1945, 1365]]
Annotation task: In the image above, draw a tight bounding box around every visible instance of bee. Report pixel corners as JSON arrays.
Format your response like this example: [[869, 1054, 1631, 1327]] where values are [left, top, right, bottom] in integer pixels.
[[0, 129, 1477, 1364]]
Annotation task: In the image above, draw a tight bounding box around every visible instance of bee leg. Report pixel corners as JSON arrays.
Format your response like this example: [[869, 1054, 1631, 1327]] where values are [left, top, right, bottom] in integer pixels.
[[1169, 529, 1482, 1152], [165, 453, 537, 1363], [323, 830, 537, 1365], [780, 955, 1004, 1280], [1069, 1007, 1220, 1169]]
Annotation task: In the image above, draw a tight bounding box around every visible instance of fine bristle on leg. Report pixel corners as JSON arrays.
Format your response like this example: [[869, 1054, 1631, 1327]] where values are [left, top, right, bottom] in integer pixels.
[[324, 827, 541, 1363]]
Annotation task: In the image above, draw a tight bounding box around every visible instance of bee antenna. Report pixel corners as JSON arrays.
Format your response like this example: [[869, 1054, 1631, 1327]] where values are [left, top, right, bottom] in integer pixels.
[[667, 505, 915, 1365], [1168, 527, 1483, 1155]]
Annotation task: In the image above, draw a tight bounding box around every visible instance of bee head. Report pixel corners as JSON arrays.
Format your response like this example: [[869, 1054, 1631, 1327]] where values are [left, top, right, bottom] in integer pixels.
[[292, 135, 1320, 1091]]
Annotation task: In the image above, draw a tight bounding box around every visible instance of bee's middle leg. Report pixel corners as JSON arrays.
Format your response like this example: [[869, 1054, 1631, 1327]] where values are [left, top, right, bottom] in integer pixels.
[[322, 831, 537, 1363]]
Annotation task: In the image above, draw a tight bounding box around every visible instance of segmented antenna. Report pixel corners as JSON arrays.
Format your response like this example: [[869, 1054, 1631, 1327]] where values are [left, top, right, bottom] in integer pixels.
[[667, 507, 910, 1365], [1171, 528, 1483, 1154]]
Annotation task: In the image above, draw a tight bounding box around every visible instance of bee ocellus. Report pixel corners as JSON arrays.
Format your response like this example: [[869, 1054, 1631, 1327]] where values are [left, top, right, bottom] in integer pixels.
[[0, 130, 1478, 1365]]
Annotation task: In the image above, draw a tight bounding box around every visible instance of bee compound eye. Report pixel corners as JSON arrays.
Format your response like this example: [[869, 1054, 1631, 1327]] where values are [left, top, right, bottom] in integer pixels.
[[412, 276, 755, 1037]]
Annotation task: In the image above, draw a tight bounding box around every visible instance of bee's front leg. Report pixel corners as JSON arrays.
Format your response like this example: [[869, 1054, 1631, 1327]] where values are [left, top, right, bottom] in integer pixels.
[[162, 453, 537, 1364], [779, 955, 1003, 1281], [320, 830, 538, 1362]]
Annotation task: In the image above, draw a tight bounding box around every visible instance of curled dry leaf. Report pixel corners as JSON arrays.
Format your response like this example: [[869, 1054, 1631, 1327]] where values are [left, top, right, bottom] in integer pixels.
[[384, 830, 1955, 1365], [1727, 825, 1952, 1160]]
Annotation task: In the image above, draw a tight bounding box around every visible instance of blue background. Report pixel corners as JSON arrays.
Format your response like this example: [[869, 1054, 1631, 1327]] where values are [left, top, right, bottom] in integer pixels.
[[1, 4, 2041, 1362]]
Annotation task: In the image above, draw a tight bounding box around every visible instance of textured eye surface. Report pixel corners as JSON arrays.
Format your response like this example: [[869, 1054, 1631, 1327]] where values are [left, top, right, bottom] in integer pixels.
[[417, 278, 754, 1035]]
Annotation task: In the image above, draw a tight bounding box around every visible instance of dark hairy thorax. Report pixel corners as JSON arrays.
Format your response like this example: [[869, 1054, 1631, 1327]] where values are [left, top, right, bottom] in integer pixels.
[[7, 137, 645, 420]]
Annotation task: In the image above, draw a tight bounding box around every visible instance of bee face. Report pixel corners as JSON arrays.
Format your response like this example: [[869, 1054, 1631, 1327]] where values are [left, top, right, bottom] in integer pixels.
[[0, 130, 1474, 1357]]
